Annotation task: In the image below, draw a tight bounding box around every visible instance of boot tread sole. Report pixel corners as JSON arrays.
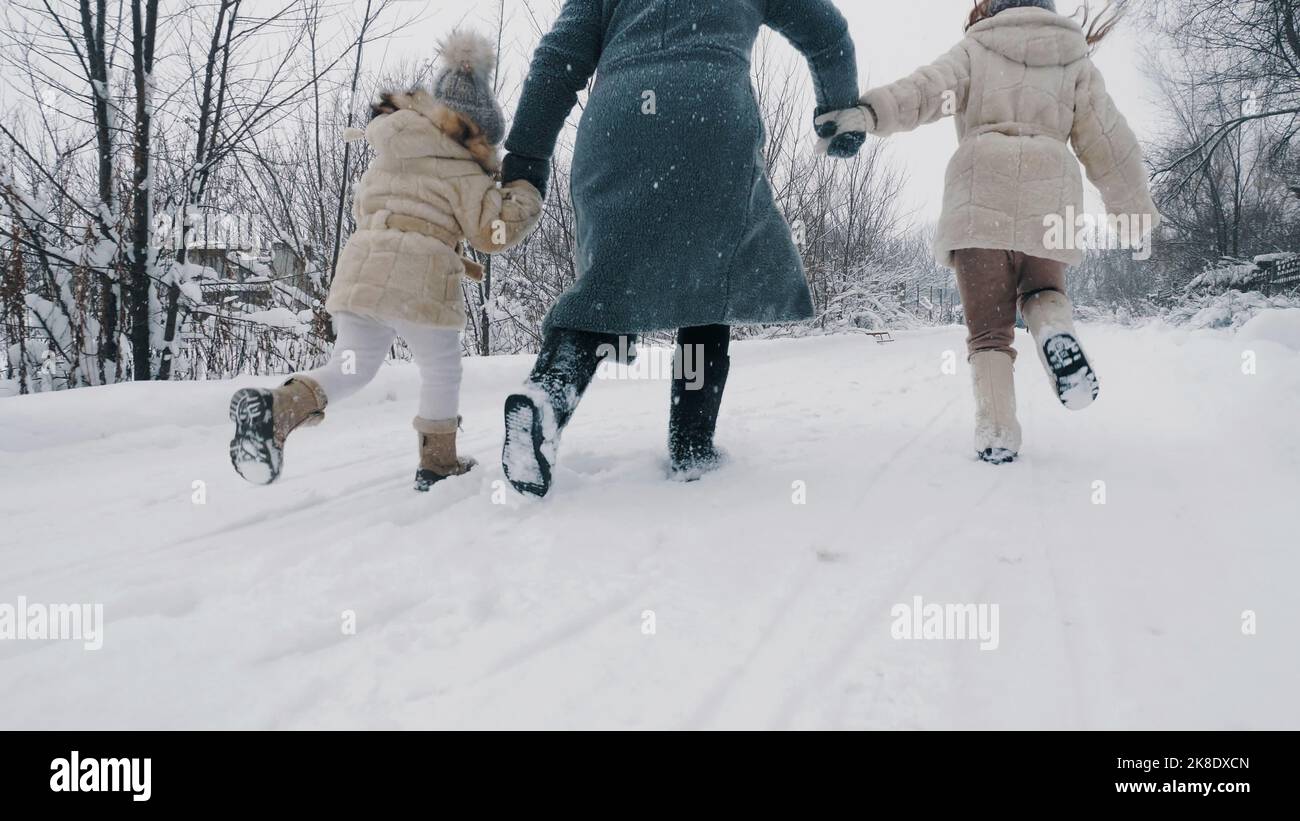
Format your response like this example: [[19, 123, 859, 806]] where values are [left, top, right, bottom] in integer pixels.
[[1042, 333, 1099, 411], [229, 388, 281, 485], [503, 394, 551, 498]]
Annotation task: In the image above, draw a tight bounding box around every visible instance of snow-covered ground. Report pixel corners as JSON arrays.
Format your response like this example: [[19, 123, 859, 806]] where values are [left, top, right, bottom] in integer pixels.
[[2, 318, 1298, 729]]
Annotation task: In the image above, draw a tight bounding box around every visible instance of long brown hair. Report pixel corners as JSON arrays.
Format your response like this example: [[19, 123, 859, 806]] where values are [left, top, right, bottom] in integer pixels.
[[966, 1, 1124, 51]]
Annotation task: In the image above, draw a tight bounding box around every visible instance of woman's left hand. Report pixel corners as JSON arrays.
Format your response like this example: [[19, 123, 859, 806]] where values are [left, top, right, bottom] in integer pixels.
[[814, 106, 876, 158]]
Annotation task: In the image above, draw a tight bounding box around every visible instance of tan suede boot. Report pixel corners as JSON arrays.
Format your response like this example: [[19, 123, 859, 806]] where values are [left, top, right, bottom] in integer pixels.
[[229, 377, 327, 485], [970, 350, 1021, 465], [413, 416, 477, 492], [1021, 290, 1100, 410]]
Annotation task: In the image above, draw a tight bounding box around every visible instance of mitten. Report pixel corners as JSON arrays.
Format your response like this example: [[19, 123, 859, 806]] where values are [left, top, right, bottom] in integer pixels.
[[502, 153, 552, 199], [813, 105, 876, 158]]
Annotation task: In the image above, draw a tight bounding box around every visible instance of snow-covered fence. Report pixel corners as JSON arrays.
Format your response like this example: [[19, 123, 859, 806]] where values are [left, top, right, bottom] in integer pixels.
[[1186, 254, 1300, 297], [1259, 256, 1300, 294], [898, 283, 961, 325], [1148, 286, 1179, 306]]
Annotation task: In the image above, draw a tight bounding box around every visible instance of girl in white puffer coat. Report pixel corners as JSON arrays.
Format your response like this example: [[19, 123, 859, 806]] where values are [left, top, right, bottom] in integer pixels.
[[228, 31, 542, 490], [816, 0, 1160, 464]]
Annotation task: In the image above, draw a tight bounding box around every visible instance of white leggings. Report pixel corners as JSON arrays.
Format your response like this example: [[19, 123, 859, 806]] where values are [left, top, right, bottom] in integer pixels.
[[301, 312, 463, 421]]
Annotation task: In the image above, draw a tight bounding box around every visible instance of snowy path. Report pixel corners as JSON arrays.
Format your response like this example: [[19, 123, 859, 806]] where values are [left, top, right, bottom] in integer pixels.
[[2, 320, 1298, 729]]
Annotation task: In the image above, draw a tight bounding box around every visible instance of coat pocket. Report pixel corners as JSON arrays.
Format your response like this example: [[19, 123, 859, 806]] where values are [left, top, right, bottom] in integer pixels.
[[443, 268, 462, 304]]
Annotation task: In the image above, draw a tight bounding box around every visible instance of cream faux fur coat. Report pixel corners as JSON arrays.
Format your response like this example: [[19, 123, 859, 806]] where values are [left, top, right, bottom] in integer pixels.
[[326, 90, 542, 329], [861, 8, 1159, 267]]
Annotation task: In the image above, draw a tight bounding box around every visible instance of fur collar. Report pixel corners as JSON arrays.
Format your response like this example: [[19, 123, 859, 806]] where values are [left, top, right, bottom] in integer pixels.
[[369, 88, 501, 174]]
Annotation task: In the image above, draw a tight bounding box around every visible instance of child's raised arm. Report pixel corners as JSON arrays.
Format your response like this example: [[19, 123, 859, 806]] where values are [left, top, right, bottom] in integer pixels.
[[860, 43, 972, 136], [1070, 62, 1160, 228], [501, 0, 604, 197]]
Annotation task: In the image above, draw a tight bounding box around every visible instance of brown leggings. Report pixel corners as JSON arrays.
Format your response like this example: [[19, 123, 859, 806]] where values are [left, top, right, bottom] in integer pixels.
[[953, 248, 1067, 361]]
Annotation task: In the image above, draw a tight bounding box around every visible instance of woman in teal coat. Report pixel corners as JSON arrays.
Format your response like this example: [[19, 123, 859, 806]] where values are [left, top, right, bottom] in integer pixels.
[[501, 0, 865, 497]]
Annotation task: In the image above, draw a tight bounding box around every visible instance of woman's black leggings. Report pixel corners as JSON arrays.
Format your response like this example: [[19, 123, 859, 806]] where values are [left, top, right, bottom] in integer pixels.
[[527, 324, 732, 430], [676, 324, 731, 368]]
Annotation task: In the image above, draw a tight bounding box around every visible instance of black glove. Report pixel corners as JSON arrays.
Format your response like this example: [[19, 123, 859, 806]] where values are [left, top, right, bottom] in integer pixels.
[[502, 153, 552, 199]]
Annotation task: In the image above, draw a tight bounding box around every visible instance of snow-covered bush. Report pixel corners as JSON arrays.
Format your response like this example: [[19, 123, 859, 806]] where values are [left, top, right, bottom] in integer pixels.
[[1185, 260, 1266, 294], [1163, 290, 1300, 331], [1237, 308, 1300, 351]]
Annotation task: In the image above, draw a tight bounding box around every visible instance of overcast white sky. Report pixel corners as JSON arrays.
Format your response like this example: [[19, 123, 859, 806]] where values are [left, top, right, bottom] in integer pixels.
[[370, 0, 1157, 222]]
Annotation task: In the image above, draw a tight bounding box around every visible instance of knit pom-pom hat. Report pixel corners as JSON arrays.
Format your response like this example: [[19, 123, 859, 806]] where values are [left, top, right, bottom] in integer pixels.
[[432, 30, 505, 146]]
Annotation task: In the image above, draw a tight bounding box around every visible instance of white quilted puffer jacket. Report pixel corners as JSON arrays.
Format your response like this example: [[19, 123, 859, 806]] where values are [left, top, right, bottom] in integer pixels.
[[326, 90, 542, 329], [861, 8, 1160, 267]]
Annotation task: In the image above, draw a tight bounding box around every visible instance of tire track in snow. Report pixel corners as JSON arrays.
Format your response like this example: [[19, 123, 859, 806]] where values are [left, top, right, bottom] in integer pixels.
[[769, 472, 1011, 729], [681, 560, 821, 729], [4, 430, 415, 580], [847, 393, 962, 506], [15, 446, 494, 591], [14, 470, 414, 586], [681, 387, 973, 729], [1025, 442, 1089, 729], [466, 580, 655, 687]]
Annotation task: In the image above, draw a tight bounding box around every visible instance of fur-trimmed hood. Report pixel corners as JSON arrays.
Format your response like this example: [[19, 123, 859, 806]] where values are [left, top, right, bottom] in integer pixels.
[[967, 7, 1087, 67], [362, 89, 500, 174]]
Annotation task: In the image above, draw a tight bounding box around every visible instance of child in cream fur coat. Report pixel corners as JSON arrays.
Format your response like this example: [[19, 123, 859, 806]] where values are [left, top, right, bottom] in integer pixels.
[[816, 0, 1159, 464], [229, 31, 542, 490]]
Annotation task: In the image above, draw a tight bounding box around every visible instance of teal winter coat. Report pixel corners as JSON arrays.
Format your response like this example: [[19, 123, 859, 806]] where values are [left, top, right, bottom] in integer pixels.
[[503, 0, 859, 334]]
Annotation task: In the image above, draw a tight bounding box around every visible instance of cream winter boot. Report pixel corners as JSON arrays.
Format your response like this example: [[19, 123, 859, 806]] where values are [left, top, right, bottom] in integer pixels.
[[413, 416, 477, 492], [229, 376, 328, 485], [970, 350, 1022, 465], [1021, 290, 1100, 411]]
